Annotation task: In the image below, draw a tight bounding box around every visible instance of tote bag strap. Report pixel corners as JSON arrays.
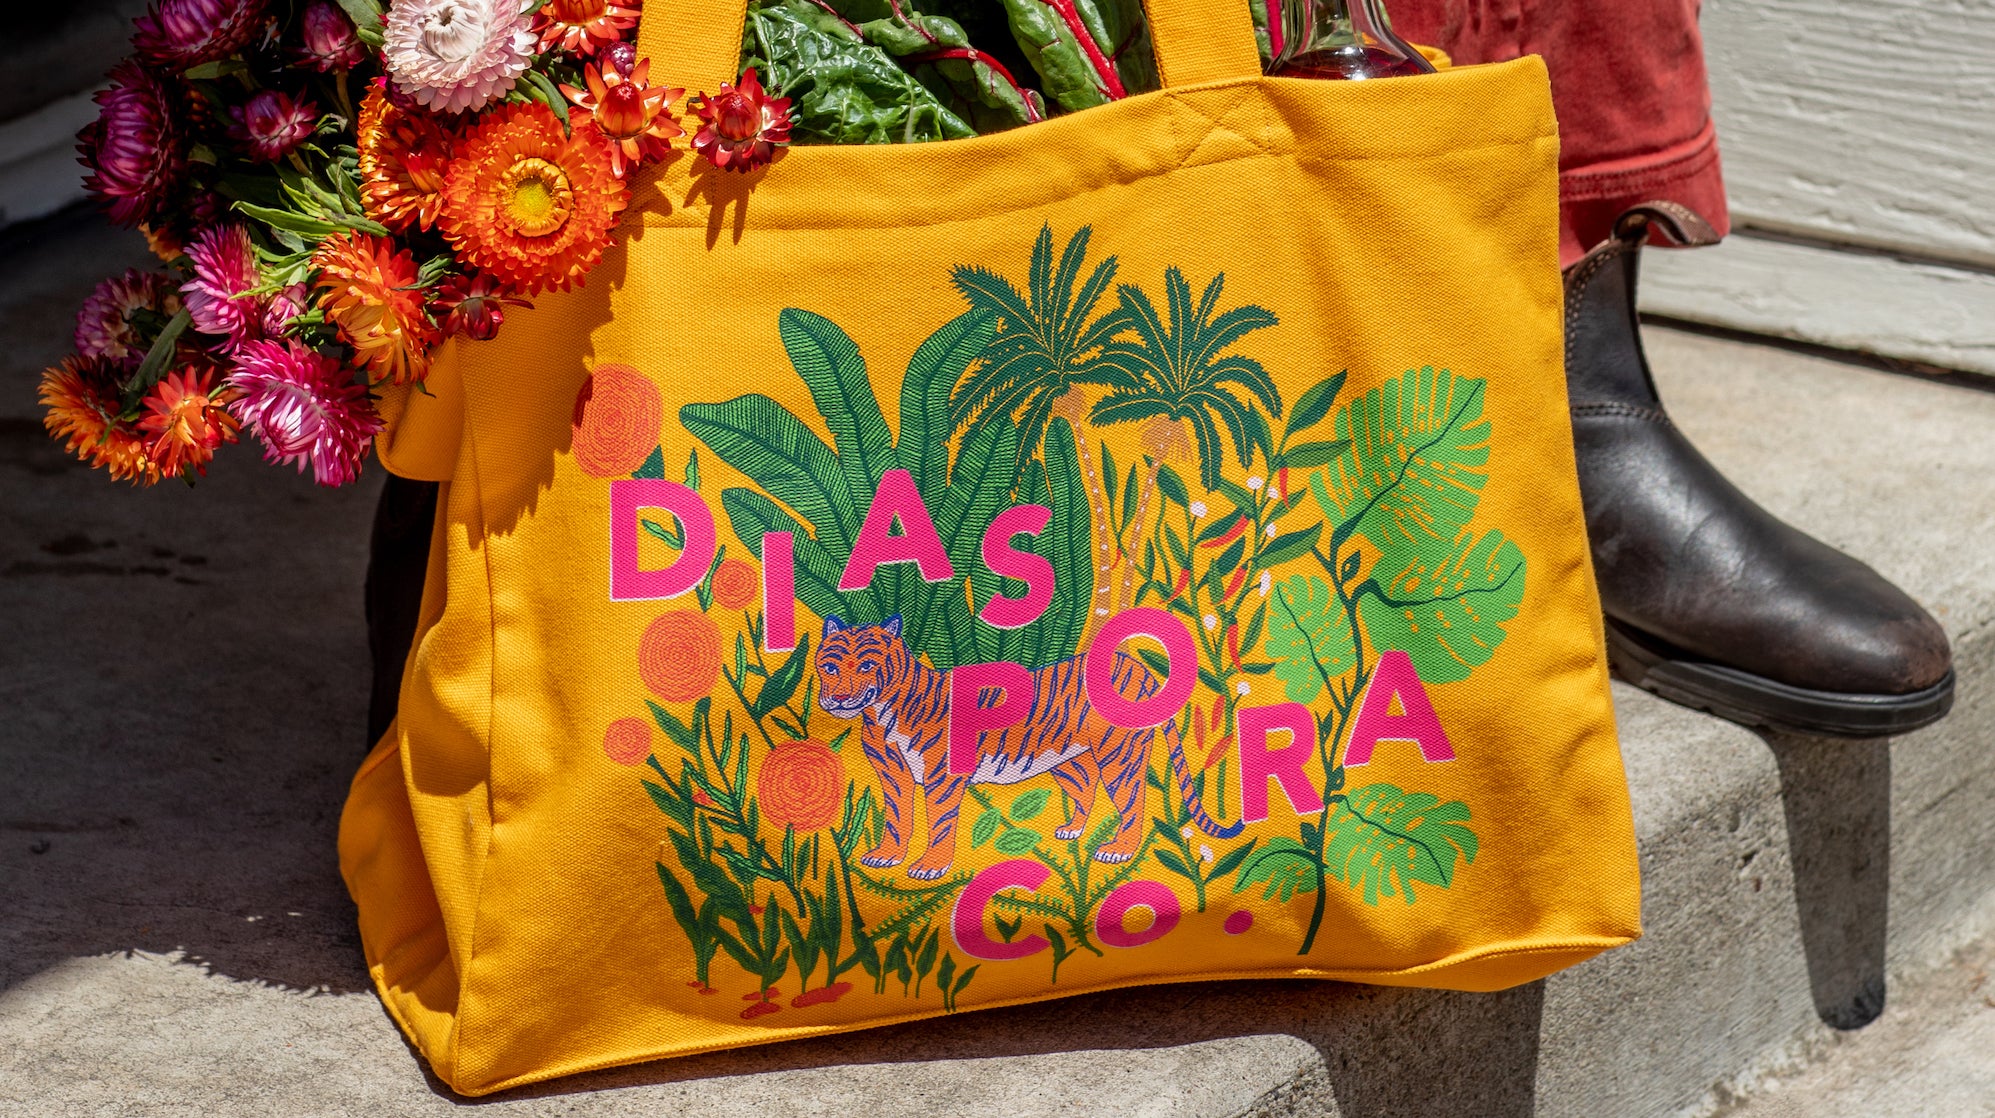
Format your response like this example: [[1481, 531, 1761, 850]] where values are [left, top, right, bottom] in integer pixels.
[[635, 0, 1264, 101]]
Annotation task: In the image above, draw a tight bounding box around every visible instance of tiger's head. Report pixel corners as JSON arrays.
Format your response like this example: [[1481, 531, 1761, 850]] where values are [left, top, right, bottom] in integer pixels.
[[816, 615, 905, 718]]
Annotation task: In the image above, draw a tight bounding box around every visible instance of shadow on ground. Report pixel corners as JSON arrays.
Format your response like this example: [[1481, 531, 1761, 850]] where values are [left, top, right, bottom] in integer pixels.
[[1762, 732, 1892, 1030], [1, 210, 378, 996]]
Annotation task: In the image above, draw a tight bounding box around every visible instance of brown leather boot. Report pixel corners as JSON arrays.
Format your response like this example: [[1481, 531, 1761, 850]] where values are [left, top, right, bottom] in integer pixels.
[[1566, 202, 1954, 737]]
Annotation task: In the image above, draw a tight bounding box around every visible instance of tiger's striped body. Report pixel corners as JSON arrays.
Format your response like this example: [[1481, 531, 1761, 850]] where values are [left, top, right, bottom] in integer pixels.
[[815, 616, 1236, 880]]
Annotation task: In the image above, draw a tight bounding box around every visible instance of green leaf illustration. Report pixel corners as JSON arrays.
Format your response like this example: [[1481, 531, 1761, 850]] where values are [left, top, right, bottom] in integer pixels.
[[899, 310, 997, 497], [1281, 440, 1353, 469], [971, 811, 1000, 849], [1358, 529, 1526, 684], [1256, 523, 1323, 571], [1263, 574, 1356, 703], [995, 829, 1041, 855], [750, 637, 811, 719], [1322, 784, 1478, 906], [632, 446, 666, 479], [1311, 367, 1490, 555], [683, 395, 858, 556], [1288, 370, 1347, 435], [1232, 836, 1319, 902], [781, 308, 898, 510], [1010, 788, 1052, 822]]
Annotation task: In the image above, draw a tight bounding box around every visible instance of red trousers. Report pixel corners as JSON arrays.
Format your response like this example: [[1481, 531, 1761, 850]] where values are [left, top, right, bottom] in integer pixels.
[[1395, 0, 1730, 265]]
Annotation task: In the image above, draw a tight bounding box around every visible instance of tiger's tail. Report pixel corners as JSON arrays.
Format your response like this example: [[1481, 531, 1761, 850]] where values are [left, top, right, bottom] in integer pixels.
[[1166, 717, 1244, 839]]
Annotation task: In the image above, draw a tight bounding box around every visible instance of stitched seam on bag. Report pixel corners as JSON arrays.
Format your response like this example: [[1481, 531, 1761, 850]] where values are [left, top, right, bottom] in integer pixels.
[[1168, 86, 1279, 165], [446, 400, 499, 1073], [632, 80, 1557, 235], [458, 936, 1635, 1095]]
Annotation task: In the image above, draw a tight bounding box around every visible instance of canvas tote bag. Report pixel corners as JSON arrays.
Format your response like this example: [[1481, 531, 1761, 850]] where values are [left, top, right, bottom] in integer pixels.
[[340, 0, 1640, 1094]]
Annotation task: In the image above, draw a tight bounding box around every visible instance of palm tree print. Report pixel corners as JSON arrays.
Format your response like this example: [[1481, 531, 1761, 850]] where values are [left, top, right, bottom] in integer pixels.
[[1089, 266, 1281, 612], [952, 224, 1130, 642]]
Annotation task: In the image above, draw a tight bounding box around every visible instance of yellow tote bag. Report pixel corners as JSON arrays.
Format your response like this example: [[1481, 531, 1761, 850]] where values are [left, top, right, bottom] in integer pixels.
[[340, 0, 1639, 1095]]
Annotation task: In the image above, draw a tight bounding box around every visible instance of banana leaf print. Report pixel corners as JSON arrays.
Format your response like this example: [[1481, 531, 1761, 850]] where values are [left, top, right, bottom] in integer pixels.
[[683, 306, 1095, 670]]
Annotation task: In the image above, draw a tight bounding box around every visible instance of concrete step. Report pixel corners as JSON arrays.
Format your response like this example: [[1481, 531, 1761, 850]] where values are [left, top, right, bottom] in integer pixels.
[[2, 213, 1994, 1116]]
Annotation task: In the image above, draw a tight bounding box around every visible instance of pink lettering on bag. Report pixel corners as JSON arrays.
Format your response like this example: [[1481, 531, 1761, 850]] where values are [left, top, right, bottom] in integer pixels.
[[1084, 608, 1196, 729], [979, 504, 1055, 630], [1239, 702, 1324, 823], [1343, 650, 1456, 766], [953, 859, 1051, 960], [763, 531, 797, 652], [609, 479, 715, 602], [839, 469, 956, 590], [1095, 879, 1181, 949], [949, 660, 1035, 775]]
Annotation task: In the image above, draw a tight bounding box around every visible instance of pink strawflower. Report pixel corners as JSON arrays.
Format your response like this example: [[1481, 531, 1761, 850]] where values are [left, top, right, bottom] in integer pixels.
[[429, 271, 531, 341], [228, 340, 384, 486], [133, 0, 271, 70], [78, 61, 185, 228], [382, 0, 536, 114], [182, 225, 266, 349], [689, 69, 792, 174], [75, 270, 182, 366], [262, 282, 309, 338], [294, 2, 367, 72], [229, 90, 319, 162]]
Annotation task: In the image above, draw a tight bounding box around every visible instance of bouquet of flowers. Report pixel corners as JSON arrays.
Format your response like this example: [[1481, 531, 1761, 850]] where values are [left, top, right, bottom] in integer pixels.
[[42, 0, 1204, 489], [44, 0, 783, 488]]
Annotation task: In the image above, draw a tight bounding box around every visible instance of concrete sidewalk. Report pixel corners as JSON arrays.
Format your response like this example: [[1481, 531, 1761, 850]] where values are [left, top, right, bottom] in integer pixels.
[[3, 211, 1993, 1117]]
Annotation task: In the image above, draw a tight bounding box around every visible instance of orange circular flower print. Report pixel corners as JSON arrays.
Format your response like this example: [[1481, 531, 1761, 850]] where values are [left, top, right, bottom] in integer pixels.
[[603, 717, 653, 765], [710, 557, 758, 611], [756, 740, 844, 832], [571, 363, 661, 477], [638, 610, 721, 702]]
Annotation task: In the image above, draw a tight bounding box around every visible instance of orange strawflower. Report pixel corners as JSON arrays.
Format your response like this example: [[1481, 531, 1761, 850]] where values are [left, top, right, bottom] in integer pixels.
[[440, 101, 629, 296], [139, 366, 239, 479], [40, 354, 160, 485], [356, 83, 452, 233], [534, 0, 640, 56], [562, 54, 682, 177], [312, 231, 438, 384], [138, 223, 182, 263]]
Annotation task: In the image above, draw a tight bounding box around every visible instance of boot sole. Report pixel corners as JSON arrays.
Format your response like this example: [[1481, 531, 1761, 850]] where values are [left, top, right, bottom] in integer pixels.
[[1605, 619, 1955, 739]]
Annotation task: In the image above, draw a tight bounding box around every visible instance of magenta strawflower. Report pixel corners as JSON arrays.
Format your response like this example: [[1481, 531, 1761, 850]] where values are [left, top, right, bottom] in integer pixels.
[[294, 2, 367, 72], [132, 0, 272, 70], [229, 90, 319, 162], [78, 61, 184, 228], [227, 340, 384, 486], [75, 270, 182, 366], [262, 282, 309, 338], [182, 225, 266, 349], [689, 69, 792, 174], [429, 271, 532, 341]]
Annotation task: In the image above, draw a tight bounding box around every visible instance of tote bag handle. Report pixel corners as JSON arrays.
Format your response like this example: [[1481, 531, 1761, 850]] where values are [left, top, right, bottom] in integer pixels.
[[635, 0, 1265, 103]]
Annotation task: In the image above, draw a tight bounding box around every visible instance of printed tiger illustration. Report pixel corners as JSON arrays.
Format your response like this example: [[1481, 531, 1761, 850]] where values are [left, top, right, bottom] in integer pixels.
[[816, 615, 1240, 880]]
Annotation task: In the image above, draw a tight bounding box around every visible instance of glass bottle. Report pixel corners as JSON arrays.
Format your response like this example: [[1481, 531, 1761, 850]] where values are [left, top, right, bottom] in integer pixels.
[[1269, 0, 1435, 80]]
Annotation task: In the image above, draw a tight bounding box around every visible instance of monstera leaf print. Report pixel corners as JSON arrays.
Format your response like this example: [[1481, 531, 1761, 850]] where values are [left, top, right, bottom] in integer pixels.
[[1321, 784, 1479, 906], [1263, 574, 1356, 703], [1306, 367, 1523, 681], [1312, 366, 1490, 555], [1357, 529, 1526, 685]]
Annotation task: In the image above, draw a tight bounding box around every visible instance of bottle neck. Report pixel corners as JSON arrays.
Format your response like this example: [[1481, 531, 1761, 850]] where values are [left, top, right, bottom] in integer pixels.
[[1271, 0, 1435, 77]]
